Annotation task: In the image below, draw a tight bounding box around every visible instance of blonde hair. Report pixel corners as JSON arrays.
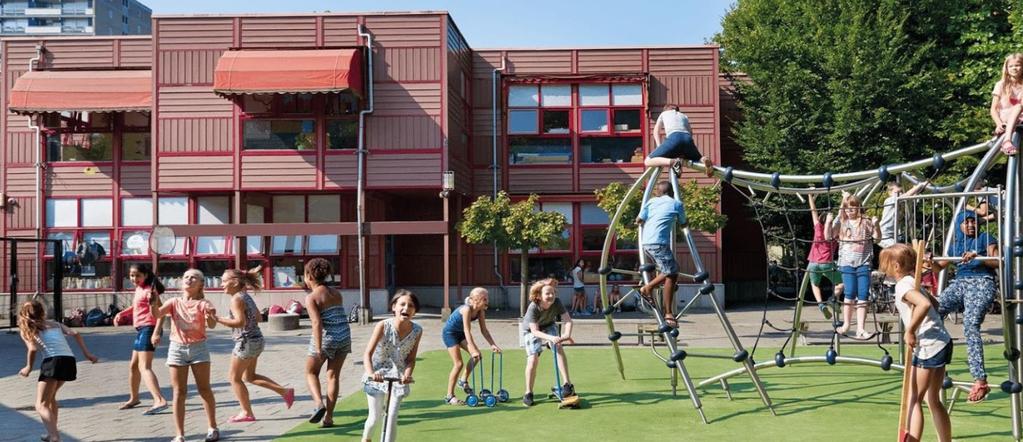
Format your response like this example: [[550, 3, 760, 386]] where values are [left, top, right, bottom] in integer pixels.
[[17, 300, 47, 342], [467, 287, 488, 308], [879, 243, 916, 278], [1000, 53, 1023, 103], [528, 278, 558, 304], [224, 266, 262, 291]]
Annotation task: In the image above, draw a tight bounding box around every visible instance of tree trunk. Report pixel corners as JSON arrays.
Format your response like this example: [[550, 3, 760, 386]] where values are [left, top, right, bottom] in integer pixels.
[[520, 250, 529, 317]]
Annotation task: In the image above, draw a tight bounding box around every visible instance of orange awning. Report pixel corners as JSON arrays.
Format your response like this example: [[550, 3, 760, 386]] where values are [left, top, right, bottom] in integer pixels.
[[9, 70, 152, 114], [213, 49, 363, 96]]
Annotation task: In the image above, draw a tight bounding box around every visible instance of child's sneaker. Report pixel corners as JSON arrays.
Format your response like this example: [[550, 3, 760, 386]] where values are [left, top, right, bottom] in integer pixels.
[[204, 428, 220, 442], [818, 303, 832, 320], [522, 392, 534, 407], [562, 383, 576, 397]]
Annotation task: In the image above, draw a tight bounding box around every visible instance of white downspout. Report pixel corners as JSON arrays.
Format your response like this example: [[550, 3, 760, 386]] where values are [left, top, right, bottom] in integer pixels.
[[356, 24, 374, 324], [28, 45, 43, 294], [491, 55, 507, 303]]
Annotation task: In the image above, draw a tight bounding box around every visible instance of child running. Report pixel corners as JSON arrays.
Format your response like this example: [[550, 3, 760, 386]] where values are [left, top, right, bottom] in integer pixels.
[[153, 269, 220, 442], [113, 263, 169, 415], [361, 290, 423, 442], [880, 244, 952, 442], [304, 258, 352, 427], [520, 278, 576, 407], [442, 287, 500, 405], [991, 52, 1023, 155], [18, 300, 99, 442], [214, 267, 295, 423]]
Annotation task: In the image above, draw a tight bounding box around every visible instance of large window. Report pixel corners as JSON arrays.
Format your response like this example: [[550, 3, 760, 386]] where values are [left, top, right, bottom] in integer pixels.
[[240, 93, 359, 151], [267, 194, 343, 288], [44, 198, 113, 290], [507, 85, 573, 165], [506, 82, 645, 166], [43, 111, 150, 162]]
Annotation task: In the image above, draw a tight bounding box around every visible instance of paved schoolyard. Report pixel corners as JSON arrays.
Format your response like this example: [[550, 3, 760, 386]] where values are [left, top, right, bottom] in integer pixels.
[[0, 305, 1002, 441]]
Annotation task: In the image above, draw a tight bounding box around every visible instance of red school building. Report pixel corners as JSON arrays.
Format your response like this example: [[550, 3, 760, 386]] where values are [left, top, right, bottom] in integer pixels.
[[0, 11, 739, 318]]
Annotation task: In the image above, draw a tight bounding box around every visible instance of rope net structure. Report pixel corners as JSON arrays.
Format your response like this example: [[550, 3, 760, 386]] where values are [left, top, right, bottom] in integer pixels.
[[594, 130, 1022, 438]]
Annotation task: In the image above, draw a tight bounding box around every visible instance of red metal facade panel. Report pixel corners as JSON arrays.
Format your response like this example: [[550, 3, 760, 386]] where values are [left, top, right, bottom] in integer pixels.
[[158, 50, 223, 86], [648, 48, 716, 75], [119, 165, 151, 195], [241, 155, 317, 189], [322, 16, 359, 45], [363, 15, 442, 48], [158, 118, 233, 153], [577, 166, 645, 193], [157, 87, 232, 118], [158, 155, 233, 190], [46, 166, 114, 196], [650, 75, 717, 107], [376, 47, 441, 82], [366, 115, 441, 150], [323, 154, 357, 189], [372, 83, 442, 116], [240, 16, 318, 47], [3, 196, 35, 229], [5, 168, 36, 196], [577, 49, 644, 74], [508, 167, 573, 194], [156, 18, 234, 51], [5, 131, 34, 164], [366, 153, 441, 188], [505, 51, 572, 74], [119, 39, 153, 67], [35, 40, 115, 68]]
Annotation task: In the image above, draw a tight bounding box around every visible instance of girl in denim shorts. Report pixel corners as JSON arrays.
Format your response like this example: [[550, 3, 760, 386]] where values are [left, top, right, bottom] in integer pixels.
[[113, 263, 169, 415], [215, 267, 294, 423]]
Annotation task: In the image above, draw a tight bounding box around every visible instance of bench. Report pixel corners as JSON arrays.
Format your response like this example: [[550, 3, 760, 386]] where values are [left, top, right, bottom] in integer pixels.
[[637, 323, 666, 346]]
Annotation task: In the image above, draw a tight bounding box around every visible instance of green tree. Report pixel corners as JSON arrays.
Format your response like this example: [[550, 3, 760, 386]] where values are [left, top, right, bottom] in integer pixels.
[[716, 0, 1022, 177], [594, 180, 728, 243], [457, 192, 567, 316]]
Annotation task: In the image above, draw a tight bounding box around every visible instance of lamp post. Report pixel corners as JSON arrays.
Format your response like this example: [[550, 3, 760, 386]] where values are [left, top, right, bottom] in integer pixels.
[[441, 171, 454, 320]]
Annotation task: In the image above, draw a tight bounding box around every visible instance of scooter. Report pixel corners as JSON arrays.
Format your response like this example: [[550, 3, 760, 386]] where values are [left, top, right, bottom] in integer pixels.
[[548, 343, 581, 409]]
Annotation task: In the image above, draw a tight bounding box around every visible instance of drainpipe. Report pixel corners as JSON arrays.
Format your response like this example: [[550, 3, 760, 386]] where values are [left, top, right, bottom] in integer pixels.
[[28, 45, 43, 295], [356, 24, 374, 324], [491, 55, 508, 308]]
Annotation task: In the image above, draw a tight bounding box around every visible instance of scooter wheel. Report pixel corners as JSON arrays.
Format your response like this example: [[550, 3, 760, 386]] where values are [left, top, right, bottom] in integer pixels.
[[485, 395, 498, 408], [466, 394, 479, 407], [497, 389, 510, 402], [480, 389, 492, 399]]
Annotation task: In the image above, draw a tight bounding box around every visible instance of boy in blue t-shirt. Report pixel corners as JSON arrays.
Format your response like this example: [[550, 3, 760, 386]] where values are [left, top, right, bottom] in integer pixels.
[[929, 210, 999, 403], [635, 181, 686, 327]]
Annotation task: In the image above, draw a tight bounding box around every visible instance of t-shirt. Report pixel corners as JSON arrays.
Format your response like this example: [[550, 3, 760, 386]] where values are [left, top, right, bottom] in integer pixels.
[[835, 218, 875, 267], [807, 221, 835, 264], [571, 266, 584, 288], [656, 109, 692, 135], [948, 232, 997, 278], [638, 195, 685, 246], [519, 298, 567, 335], [131, 286, 158, 328], [993, 80, 1022, 109], [165, 296, 214, 344], [893, 275, 950, 359], [878, 195, 898, 246]]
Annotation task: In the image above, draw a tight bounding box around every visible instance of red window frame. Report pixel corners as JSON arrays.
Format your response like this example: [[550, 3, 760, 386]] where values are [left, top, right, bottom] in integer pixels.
[[42, 111, 152, 165], [238, 93, 360, 155], [265, 194, 345, 289]]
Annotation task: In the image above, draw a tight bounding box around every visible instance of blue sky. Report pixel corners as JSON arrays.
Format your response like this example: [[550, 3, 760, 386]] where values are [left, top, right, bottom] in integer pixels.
[[142, 0, 735, 48]]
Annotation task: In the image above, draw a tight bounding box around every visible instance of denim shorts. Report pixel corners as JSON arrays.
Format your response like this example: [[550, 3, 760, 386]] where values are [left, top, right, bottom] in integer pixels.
[[166, 341, 210, 366], [233, 337, 265, 360], [643, 243, 679, 275], [133, 325, 157, 352], [441, 328, 466, 348], [647, 131, 701, 162], [913, 342, 953, 369], [520, 324, 560, 356], [307, 341, 352, 360]]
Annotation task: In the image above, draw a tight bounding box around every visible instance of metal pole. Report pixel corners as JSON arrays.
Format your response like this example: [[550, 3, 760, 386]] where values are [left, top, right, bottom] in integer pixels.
[[356, 24, 375, 325], [9, 240, 17, 329], [53, 240, 62, 320], [789, 270, 812, 357]]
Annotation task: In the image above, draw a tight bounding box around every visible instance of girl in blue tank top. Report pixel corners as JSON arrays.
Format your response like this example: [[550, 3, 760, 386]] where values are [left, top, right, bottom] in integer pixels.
[[442, 287, 501, 405]]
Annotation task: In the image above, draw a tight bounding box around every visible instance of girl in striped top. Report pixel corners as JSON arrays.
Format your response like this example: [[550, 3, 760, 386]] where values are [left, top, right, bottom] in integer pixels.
[[830, 193, 880, 338]]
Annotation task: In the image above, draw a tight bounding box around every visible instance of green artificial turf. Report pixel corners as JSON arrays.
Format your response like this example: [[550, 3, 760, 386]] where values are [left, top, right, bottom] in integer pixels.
[[279, 345, 1014, 441]]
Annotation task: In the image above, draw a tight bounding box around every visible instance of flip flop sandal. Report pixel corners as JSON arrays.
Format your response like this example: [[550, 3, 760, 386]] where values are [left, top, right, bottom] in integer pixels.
[[321, 421, 335, 428], [968, 382, 991, 403], [309, 405, 327, 424], [118, 401, 141, 410], [143, 403, 169, 415], [444, 395, 465, 406], [457, 379, 472, 395]]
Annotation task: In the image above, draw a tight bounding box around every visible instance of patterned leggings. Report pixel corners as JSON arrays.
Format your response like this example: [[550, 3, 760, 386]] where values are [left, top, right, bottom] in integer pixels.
[[939, 276, 997, 380]]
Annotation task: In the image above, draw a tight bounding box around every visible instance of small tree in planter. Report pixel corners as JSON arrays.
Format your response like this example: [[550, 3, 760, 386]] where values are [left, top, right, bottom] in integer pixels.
[[594, 180, 728, 243], [458, 192, 567, 316]]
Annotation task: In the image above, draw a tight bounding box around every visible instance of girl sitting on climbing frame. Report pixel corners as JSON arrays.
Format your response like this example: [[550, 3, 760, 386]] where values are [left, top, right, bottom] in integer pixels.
[[646, 104, 715, 177], [991, 52, 1022, 155]]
